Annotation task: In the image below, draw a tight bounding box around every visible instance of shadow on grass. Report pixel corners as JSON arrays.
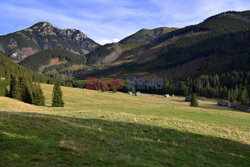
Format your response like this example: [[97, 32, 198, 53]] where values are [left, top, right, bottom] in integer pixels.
[[198, 104, 234, 111], [199, 104, 250, 113], [0, 111, 249, 167]]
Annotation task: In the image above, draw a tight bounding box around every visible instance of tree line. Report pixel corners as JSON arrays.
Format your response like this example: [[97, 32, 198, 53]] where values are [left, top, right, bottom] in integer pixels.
[[132, 71, 249, 105], [0, 75, 64, 107]]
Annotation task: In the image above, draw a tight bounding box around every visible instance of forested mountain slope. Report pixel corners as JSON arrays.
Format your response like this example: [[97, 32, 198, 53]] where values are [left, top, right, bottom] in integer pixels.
[[74, 11, 250, 79], [19, 49, 87, 79]]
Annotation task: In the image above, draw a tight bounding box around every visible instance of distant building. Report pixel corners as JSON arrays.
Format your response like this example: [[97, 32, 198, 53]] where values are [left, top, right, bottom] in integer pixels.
[[217, 101, 250, 111], [230, 102, 237, 107], [165, 94, 170, 98], [231, 103, 249, 111], [135, 91, 141, 96], [217, 101, 231, 107]]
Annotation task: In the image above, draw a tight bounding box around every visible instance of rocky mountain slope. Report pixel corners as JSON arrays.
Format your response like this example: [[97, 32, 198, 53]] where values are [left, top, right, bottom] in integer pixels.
[[0, 22, 99, 62]]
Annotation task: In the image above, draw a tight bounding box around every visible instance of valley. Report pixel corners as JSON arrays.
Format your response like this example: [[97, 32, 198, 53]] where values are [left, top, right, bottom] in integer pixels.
[[0, 84, 249, 166]]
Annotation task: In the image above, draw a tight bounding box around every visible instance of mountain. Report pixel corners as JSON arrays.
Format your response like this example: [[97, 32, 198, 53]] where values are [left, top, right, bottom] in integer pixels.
[[119, 27, 178, 44], [74, 10, 250, 79], [19, 49, 87, 79], [85, 27, 177, 65], [0, 22, 99, 62]]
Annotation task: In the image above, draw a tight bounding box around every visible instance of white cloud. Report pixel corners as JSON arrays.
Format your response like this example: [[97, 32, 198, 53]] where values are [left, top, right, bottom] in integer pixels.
[[98, 38, 120, 45], [0, 0, 250, 42], [0, 3, 128, 43]]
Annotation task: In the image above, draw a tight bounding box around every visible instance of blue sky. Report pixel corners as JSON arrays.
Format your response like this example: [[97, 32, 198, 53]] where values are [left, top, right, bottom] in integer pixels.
[[0, 0, 249, 44]]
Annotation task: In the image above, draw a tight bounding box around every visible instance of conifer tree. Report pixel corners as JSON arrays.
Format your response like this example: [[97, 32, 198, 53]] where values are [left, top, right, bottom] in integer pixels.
[[132, 88, 136, 94], [52, 83, 64, 107], [10, 76, 21, 100], [101, 84, 107, 92], [0, 80, 6, 96], [33, 83, 45, 106], [24, 82, 33, 104], [18, 77, 33, 104], [38, 83, 45, 106], [112, 85, 117, 93], [239, 88, 248, 105], [190, 94, 199, 107]]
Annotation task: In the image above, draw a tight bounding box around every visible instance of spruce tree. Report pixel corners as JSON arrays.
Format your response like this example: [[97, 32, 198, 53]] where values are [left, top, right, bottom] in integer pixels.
[[33, 83, 45, 106], [19, 77, 28, 102], [52, 83, 64, 107], [132, 88, 136, 94], [24, 82, 33, 104], [38, 83, 45, 106], [19, 77, 33, 104], [112, 86, 117, 93], [102, 84, 107, 92], [10, 76, 21, 100], [0, 80, 6, 96], [190, 94, 199, 107], [240, 88, 248, 105]]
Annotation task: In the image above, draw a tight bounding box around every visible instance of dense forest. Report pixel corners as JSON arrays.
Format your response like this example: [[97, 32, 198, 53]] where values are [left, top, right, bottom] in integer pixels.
[[19, 49, 87, 79], [162, 72, 250, 105], [114, 72, 250, 105], [0, 53, 52, 83]]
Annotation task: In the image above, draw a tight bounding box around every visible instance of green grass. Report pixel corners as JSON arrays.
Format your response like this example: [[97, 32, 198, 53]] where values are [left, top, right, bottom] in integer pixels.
[[0, 84, 250, 166]]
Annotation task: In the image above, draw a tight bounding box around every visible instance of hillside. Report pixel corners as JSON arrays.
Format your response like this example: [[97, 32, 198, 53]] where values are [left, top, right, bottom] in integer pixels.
[[119, 27, 178, 44], [0, 53, 51, 83], [85, 27, 177, 65], [74, 11, 250, 79], [19, 49, 87, 79], [0, 84, 249, 166], [0, 22, 100, 62]]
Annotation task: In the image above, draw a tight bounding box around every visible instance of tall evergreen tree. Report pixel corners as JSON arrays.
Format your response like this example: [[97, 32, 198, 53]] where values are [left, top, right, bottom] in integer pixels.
[[190, 94, 199, 107], [24, 82, 33, 104], [112, 85, 117, 93], [52, 83, 64, 107], [132, 88, 136, 94], [0, 80, 7, 96], [33, 83, 45, 106], [10, 76, 21, 100], [239, 88, 249, 105], [38, 83, 45, 106]]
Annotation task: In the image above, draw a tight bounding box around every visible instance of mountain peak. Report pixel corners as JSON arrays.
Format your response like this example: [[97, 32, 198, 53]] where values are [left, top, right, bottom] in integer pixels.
[[31, 21, 54, 30], [25, 21, 57, 36], [34, 21, 53, 26], [1, 21, 100, 61]]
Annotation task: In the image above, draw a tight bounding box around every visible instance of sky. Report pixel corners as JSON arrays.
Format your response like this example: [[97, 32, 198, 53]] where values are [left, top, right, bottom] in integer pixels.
[[0, 0, 249, 45]]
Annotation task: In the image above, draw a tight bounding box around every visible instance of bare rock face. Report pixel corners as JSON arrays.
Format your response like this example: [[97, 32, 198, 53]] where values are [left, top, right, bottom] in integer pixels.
[[0, 22, 100, 61], [31, 22, 57, 36], [60, 29, 88, 41]]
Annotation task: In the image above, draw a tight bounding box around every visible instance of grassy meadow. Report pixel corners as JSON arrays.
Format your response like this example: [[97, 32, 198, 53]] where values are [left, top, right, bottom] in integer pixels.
[[0, 84, 249, 166]]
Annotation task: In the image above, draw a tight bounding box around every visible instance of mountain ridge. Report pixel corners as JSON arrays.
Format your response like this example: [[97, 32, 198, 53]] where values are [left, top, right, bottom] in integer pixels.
[[74, 10, 250, 79], [0, 22, 100, 62]]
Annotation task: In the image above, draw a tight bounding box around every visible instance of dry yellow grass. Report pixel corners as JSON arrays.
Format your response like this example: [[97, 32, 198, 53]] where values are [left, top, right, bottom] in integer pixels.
[[0, 83, 249, 166]]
